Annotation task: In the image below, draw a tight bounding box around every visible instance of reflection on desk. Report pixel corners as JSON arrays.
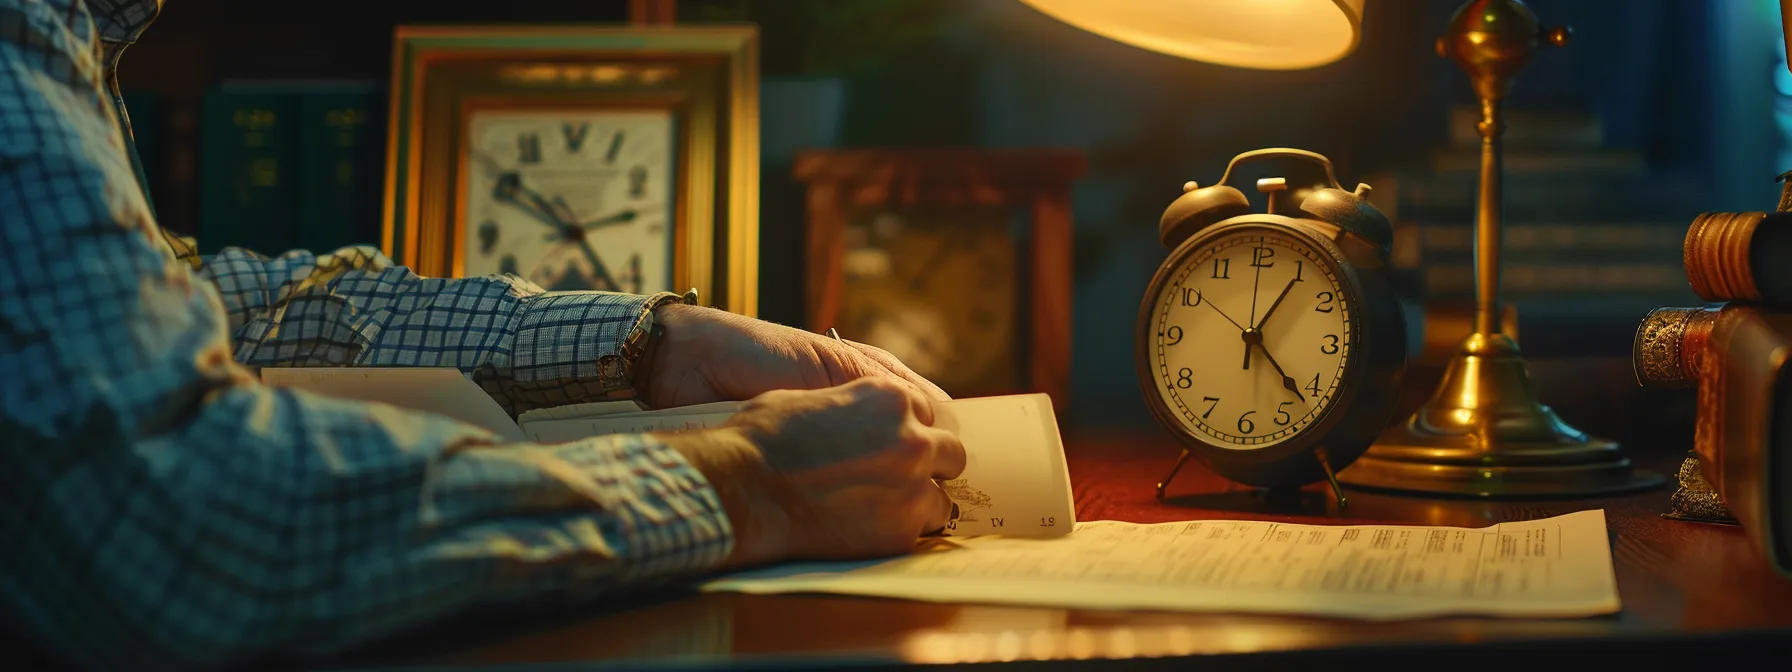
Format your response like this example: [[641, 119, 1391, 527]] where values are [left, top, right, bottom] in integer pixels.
[[332, 431, 1792, 670]]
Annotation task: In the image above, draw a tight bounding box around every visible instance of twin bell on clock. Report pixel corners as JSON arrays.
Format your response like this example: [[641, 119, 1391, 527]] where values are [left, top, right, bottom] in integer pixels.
[[1138, 148, 1407, 504]]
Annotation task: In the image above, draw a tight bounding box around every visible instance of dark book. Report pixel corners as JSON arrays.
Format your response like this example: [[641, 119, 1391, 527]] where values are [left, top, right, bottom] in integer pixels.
[[293, 82, 380, 255], [199, 86, 298, 256]]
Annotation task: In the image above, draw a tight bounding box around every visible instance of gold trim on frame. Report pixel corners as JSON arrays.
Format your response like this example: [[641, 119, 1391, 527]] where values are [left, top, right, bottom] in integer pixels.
[[382, 25, 759, 316]]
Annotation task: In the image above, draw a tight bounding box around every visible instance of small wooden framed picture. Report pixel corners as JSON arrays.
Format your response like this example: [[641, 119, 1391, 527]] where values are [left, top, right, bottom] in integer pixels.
[[795, 149, 1086, 411], [384, 25, 761, 315]]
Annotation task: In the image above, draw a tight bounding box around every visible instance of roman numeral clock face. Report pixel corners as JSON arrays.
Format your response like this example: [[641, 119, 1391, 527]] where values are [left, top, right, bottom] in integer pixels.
[[1150, 231, 1352, 450], [461, 109, 674, 293]]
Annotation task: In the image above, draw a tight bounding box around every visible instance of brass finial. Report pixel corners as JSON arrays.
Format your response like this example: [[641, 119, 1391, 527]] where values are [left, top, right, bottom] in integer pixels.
[[1436, 0, 1571, 102]]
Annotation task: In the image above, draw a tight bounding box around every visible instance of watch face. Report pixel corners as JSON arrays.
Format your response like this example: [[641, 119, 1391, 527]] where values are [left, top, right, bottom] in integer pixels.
[[837, 208, 1018, 396], [1146, 227, 1353, 450], [460, 108, 674, 293]]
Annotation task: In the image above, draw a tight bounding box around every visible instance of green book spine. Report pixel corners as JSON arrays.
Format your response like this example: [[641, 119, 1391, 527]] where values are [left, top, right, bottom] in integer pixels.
[[295, 85, 379, 256], [199, 90, 297, 257]]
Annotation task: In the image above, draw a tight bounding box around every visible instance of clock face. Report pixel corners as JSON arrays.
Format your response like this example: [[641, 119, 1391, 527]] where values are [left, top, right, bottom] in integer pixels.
[[838, 209, 1017, 395], [1147, 228, 1352, 450], [460, 108, 674, 293]]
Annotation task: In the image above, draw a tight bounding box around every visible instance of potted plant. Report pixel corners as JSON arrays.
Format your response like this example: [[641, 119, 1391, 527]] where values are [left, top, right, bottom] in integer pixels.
[[683, 0, 955, 163]]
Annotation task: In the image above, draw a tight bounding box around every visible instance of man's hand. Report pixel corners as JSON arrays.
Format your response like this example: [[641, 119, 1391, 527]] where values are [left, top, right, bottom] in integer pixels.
[[659, 378, 967, 568], [643, 303, 951, 407]]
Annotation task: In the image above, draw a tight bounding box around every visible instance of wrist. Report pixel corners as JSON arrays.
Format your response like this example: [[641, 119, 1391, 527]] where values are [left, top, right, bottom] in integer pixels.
[[630, 292, 701, 405], [658, 426, 791, 570]]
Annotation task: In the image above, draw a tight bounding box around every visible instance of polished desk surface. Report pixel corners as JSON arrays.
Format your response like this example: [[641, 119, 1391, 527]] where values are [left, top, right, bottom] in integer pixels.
[[343, 430, 1792, 670]]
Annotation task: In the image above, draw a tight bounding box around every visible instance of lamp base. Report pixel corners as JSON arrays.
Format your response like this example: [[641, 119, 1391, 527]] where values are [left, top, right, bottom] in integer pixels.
[[1339, 332, 1666, 498]]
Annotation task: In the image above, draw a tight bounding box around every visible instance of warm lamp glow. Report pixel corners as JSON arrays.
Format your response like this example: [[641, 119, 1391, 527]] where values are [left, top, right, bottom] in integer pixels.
[[1016, 0, 1365, 70]]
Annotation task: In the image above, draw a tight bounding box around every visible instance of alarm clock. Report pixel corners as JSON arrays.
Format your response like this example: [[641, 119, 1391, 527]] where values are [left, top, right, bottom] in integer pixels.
[[1138, 148, 1407, 502]]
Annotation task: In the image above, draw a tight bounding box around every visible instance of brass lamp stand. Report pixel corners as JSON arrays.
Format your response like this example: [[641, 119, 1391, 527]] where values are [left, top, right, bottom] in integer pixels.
[[1337, 0, 1665, 497]]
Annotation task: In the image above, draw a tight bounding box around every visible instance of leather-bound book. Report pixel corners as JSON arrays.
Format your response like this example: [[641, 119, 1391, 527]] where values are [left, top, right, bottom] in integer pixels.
[[1693, 306, 1792, 577], [1633, 305, 1723, 388], [1683, 211, 1792, 304]]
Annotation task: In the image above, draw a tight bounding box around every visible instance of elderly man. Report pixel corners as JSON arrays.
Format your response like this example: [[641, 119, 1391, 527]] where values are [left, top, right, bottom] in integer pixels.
[[0, 1, 964, 669]]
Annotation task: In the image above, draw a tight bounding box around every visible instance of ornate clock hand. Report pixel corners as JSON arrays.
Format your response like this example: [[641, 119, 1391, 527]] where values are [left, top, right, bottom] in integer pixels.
[[570, 237, 622, 291], [579, 208, 640, 230], [492, 174, 568, 230], [1255, 277, 1299, 330], [1249, 245, 1264, 327], [1244, 332, 1306, 403], [1200, 298, 1246, 332]]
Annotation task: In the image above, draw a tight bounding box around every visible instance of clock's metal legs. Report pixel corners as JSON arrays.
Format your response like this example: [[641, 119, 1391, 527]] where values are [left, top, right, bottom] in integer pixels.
[[1314, 447, 1348, 510], [1154, 448, 1192, 500]]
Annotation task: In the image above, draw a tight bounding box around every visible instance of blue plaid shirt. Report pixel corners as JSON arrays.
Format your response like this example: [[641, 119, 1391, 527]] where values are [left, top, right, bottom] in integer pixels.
[[0, 1, 733, 669]]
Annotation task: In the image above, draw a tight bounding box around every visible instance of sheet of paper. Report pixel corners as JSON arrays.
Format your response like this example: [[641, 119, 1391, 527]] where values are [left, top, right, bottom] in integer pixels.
[[927, 394, 1075, 539], [517, 400, 747, 424], [703, 509, 1620, 620], [526, 392, 1076, 540], [522, 410, 742, 442], [260, 367, 528, 443]]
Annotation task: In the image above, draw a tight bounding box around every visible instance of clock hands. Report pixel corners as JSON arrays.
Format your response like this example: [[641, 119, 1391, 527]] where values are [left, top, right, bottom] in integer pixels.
[[1244, 329, 1307, 404], [1255, 277, 1298, 331], [579, 207, 642, 230], [1199, 297, 1247, 332], [1245, 276, 1306, 402], [492, 173, 571, 231]]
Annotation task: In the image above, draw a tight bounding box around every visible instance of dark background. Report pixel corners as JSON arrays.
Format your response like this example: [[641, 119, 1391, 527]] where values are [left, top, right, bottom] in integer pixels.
[[117, 0, 1780, 443]]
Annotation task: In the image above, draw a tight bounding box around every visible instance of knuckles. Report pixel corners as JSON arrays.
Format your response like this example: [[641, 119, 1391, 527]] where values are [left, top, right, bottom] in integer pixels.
[[847, 377, 914, 417]]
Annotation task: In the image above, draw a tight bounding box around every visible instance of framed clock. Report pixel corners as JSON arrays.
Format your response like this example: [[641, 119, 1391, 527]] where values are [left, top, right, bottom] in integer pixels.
[[795, 149, 1086, 412], [383, 24, 761, 315]]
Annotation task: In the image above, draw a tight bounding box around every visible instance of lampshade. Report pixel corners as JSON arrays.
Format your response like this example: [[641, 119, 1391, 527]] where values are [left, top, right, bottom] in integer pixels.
[[1016, 0, 1365, 70]]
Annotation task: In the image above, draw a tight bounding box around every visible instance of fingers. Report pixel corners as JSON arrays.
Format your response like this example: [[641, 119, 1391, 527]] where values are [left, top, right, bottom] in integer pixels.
[[918, 481, 955, 537], [844, 378, 963, 479], [926, 426, 967, 480], [851, 375, 936, 426], [840, 339, 953, 402]]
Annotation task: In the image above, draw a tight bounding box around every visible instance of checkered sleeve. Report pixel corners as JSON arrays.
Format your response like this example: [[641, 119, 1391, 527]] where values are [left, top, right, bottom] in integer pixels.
[[0, 2, 733, 670], [202, 245, 691, 416]]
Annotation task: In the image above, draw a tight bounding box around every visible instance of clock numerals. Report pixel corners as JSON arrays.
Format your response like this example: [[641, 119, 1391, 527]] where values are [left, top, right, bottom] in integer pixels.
[[1175, 367, 1193, 389], [1306, 372, 1323, 398], [1211, 257, 1230, 279], [605, 131, 626, 164], [629, 166, 649, 199], [1320, 334, 1340, 355], [477, 220, 500, 256], [1275, 401, 1293, 426], [1202, 396, 1219, 418], [517, 132, 542, 164], [1295, 260, 1305, 282], [1180, 287, 1202, 307], [1251, 246, 1275, 268], [1237, 410, 1256, 435], [1315, 290, 1335, 313], [1164, 325, 1183, 345], [562, 122, 591, 152]]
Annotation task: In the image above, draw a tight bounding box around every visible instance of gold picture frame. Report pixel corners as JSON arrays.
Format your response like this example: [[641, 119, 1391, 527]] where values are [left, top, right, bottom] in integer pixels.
[[382, 24, 760, 315]]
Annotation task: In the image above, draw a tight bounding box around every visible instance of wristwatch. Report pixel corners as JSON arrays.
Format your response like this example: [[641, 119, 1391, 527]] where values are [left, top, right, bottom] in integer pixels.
[[615, 288, 700, 404]]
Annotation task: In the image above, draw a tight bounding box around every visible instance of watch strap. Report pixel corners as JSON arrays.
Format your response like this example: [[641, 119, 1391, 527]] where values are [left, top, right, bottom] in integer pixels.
[[614, 288, 699, 404]]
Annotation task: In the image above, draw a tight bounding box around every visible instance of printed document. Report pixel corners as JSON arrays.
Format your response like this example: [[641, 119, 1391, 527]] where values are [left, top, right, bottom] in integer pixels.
[[704, 509, 1621, 619]]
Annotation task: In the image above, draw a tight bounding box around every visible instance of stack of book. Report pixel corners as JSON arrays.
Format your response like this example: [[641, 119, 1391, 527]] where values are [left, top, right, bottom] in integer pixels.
[[1633, 199, 1792, 577]]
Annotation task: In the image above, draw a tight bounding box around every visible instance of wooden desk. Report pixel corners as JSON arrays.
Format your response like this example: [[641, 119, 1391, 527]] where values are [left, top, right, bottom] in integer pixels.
[[340, 430, 1792, 670]]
